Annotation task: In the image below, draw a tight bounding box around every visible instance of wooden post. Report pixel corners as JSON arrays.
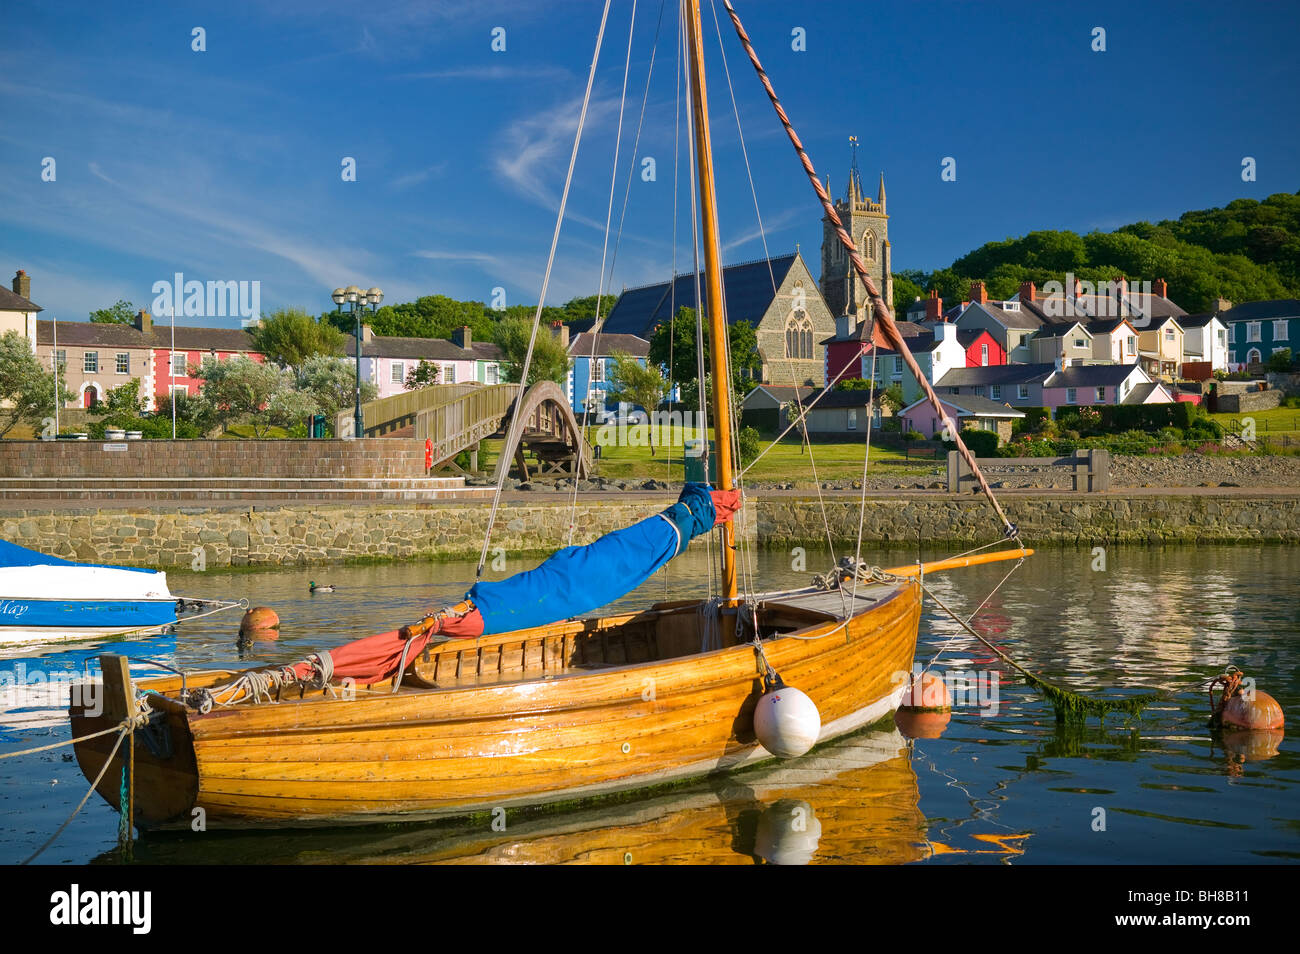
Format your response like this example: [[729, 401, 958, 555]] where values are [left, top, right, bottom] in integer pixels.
[[685, 0, 737, 602], [946, 450, 961, 493], [98, 654, 133, 724]]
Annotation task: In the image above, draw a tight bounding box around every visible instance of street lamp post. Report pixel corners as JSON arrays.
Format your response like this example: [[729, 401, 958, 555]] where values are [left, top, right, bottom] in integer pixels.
[[331, 285, 383, 438]]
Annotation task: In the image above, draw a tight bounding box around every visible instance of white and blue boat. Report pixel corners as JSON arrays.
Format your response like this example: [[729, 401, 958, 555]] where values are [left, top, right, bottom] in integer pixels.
[[0, 540, 240, 645]]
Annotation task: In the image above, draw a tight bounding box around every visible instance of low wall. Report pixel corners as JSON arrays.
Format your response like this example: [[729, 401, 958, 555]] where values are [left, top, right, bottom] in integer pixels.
[[0, 439, 428, 479], [1218, 390, 1283, 413], [1, 492, 1296, 570]]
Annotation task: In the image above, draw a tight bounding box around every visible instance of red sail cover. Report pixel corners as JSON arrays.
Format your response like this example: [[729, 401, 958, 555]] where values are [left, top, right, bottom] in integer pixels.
[[287, 485, 739, 686]]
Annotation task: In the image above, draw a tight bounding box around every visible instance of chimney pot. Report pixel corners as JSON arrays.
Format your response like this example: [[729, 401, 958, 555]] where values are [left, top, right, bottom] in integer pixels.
[[135, 309, 152, 335], [970, 280, 988, 304], [12, 270, 31, 300], [452, 325, 472, 350], [1153, 277, 1168, 298], [1019, 281, 1037, 303]]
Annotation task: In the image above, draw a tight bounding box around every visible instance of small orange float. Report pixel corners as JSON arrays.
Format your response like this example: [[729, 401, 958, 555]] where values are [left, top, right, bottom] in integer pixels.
[[900, 670, 951, 711], [1209, 667, 1285, 731], [239, 606, 281, 640]]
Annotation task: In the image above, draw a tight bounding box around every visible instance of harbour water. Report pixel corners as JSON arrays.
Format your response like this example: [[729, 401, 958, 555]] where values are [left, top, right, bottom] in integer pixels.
[[1, 545, 1296, 864]]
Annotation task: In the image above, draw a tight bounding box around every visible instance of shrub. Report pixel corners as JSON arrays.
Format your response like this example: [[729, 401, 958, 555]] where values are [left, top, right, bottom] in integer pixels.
[[957, 429, 999, 457], [737, 426, 761, 464], [903, 430, 924, 442]]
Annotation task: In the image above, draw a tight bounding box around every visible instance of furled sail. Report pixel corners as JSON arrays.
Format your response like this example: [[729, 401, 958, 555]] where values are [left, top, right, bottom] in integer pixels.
[[197, 484, 740, 705]]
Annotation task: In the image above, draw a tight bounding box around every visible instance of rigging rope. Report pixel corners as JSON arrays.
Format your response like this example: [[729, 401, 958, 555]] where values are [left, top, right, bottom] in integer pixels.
[[567, 0, 639, 546], [719, 0, 1019, 543], [477, 0, 614, 579]]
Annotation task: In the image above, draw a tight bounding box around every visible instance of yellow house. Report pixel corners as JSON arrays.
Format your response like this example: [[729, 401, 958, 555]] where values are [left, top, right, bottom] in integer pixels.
[[1136, 316, 1183, 381], [0, 269, 40, 351]]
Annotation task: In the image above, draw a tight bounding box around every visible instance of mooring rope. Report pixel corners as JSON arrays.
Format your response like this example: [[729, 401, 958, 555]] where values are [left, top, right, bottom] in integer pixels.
[[719, 0, 1019, 543], [477, 0, 614, 580], [20, 704, 149, 866]]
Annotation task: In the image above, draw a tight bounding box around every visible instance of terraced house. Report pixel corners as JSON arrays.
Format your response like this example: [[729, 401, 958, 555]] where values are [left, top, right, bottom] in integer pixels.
[[1221, 299, 1299, 369]]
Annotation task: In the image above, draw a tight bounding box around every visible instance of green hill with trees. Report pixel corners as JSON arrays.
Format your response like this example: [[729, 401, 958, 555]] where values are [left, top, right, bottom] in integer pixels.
[[892, 191, 1300, 314]]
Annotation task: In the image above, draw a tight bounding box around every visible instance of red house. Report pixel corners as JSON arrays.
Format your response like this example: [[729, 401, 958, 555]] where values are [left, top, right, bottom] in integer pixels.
[[956, 327, 1006, 368], [136, 310, 266, 408]]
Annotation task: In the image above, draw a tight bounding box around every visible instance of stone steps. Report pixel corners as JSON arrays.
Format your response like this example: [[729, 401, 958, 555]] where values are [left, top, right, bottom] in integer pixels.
[[0, 476, 495, 502]]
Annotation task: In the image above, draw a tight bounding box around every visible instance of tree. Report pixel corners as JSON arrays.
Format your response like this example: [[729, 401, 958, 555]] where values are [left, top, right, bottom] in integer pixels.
[[496, 316, 570, 386], [647, 309, 761, 408], [251, 307, 346, 370], [404, 360, 441, 390], [607, 351, 668, 456], [1267, 348, 1294, 372], [88, 379, 147, 429], [89, 299, 137, 325], [295, 354, 377, 422], [153, 391, 216, 439], [196, 355, 316, 437], [0, 331, 73, 437]]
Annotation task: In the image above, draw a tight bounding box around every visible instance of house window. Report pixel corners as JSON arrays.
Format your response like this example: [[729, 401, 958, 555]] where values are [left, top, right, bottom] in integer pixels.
[[785, 310, 813, 360], [83, 352, 98, 373], [1095, 386, 1106, 402], [115, 352, 130, 374], [1066, 387, 1077, 404], [1275, 320, 1290, 341], [948, 387, 960, 395], [1074, 338, 1086, 348], [1164, 327, 1175, 341], [391, 362, 405, 384], [485, 364, 499, 385], [170, 352, 186, 376], [444, 364, 457, 384], [892, 357, 902, 375], [54, 349, 66, 369], [1126, 335, 1136, 354], [591, 359, 605, 383], [1217, 329, 1227, 346], [847, 409, 858, 430], [990, 384, 1002, 400], [1247, 322, 1261, 342], [980, 343, 989, 366], [1017, 384, 1029, 400]]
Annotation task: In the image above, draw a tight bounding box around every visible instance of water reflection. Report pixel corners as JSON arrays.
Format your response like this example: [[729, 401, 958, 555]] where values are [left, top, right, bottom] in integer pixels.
[[2, 544, 1297, 865]]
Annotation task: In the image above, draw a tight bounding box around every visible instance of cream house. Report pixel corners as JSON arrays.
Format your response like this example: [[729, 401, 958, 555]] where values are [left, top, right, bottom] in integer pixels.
[[0, 270, 40, 352], [1135, 316, 1184, 380]]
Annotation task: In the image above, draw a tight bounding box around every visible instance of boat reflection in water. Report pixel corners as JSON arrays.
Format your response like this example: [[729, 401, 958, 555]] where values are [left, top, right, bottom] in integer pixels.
[[106, 727, 948, 865]]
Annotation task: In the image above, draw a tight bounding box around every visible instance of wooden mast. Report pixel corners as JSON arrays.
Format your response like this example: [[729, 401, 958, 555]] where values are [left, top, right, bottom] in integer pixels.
[[684, 0, 737, 600]]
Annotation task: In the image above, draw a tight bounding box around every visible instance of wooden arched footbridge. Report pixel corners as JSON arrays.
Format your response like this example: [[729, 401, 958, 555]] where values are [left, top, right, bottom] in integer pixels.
[[339, 381, 591, 480]]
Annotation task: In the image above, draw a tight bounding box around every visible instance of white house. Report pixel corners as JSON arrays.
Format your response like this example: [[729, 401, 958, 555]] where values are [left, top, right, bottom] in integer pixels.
[[868, 322, 967, 404], [1, 270, 41, 352]]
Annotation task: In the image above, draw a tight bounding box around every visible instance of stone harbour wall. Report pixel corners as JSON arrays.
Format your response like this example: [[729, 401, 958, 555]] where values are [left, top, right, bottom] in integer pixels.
[[0, 492, 1296, 570]]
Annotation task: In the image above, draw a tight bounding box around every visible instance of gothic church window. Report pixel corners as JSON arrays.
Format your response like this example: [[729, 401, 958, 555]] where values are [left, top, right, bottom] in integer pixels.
[[785, 309, 814, 360], [863, 230, 877, 262]]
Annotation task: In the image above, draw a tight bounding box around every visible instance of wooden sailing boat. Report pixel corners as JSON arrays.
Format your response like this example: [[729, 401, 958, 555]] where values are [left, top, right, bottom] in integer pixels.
[[70, 0, 1028, 831]]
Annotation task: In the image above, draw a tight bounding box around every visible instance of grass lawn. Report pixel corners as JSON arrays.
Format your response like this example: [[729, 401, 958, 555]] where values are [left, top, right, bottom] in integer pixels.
[[1208, 406, 1300, 438], [474, 425, 937, 482]]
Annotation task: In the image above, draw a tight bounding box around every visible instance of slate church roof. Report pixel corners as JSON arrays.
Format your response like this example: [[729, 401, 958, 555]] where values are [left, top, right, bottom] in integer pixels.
[[602, 254, 800, 337]]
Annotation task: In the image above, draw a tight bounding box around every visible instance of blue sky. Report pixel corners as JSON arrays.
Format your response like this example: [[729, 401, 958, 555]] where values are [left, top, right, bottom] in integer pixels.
[[3, 0, 1297, 326]]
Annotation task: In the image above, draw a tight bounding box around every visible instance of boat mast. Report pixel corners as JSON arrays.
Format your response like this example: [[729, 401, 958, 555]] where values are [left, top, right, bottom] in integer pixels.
[[684, 0, 738, 601]]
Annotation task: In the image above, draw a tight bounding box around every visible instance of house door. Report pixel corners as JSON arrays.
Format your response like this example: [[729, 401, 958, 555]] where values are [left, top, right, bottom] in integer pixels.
[[83, 386, 98, 408]]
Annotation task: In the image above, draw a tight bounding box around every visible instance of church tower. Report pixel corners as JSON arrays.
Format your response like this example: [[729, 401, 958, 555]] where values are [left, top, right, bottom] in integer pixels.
[[819, 155, 890, 325]]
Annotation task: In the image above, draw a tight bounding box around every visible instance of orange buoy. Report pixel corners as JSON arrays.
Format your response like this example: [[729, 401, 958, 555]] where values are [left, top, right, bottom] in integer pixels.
[[894, 708, 952, 739], [900, 671, 951, 711], [1221, 690, 1284, 730], [239, 606, 280, 640]]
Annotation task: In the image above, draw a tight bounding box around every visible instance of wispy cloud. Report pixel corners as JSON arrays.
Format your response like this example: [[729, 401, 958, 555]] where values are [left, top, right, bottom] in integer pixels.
[[390, 162, 449, 191]]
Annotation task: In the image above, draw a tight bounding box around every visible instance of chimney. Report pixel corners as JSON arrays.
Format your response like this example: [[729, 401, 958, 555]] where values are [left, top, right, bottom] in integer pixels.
[[835, 314, 851, 339], [1019, 281, 1036, 303], [1073, 277, 1083, 298], [12, 269, 30, 300], [135, 309, 152, 335], [934, 322, 950, 342], [551, 320, 569, 350], [1212, 297, 1233, 313], [923, 289, 943, 322], [1152, 277, 1168, 298], [452, 325, 472, 350], [970, 280, 988, 304], [361, 324, 374, 343]]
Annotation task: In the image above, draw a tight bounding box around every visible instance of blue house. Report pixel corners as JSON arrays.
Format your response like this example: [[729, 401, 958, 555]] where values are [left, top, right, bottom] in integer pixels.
[[565, 330, 652, 417], [1221, 299, 1300, 369]]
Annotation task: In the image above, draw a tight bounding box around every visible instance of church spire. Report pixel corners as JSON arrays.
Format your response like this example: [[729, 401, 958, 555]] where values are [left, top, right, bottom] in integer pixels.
[[878, 171, 886, 210], [847, 135, 862, 202]]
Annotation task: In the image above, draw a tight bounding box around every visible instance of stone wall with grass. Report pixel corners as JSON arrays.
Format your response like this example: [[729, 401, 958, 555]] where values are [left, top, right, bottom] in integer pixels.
[[1, 491, 1295, 570]]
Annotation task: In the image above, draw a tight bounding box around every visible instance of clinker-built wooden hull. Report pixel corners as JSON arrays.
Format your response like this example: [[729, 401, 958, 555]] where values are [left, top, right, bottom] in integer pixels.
[[71, 581, 920, 830]]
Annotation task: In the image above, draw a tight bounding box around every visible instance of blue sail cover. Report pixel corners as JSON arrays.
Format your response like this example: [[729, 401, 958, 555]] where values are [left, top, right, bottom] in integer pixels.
[[0, 539, 155, 573], [467, 483, 717, 635]]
